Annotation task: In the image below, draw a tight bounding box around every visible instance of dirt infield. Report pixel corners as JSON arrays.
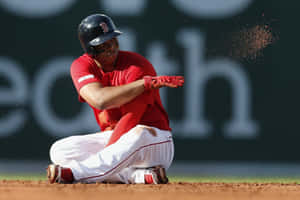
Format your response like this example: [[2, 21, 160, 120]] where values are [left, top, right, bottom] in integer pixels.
[[0, 180, 300, 200]]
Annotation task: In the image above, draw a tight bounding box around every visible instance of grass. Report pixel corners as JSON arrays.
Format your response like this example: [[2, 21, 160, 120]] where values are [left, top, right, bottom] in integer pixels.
[[0, 174, 46, 181], [1, 174, 300, 184]]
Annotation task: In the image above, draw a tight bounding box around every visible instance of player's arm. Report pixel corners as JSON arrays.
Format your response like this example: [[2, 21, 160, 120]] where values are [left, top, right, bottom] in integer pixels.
[[79, 76, 184, 110], [79, 80, 145, 110], [71, 57, 184, 110], [72, 60, 144, 110], [105, 93, 148, 147]]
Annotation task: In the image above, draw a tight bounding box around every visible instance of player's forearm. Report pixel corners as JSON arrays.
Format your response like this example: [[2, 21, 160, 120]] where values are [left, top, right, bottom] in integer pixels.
[[96, 79, 145, 110], [81, 75, 184, 110]]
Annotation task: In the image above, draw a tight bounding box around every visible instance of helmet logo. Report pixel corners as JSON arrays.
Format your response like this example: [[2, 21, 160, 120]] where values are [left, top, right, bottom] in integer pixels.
[[100, 22, 109, 33]]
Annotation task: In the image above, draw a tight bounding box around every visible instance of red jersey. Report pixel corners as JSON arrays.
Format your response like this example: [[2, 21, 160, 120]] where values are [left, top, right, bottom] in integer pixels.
[[70, 51, 171, 131]]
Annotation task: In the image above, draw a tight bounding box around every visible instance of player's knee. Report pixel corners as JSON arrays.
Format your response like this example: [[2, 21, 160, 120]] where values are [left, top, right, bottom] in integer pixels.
[[49, 136, 76, 164], [49, 140, 61, 164]]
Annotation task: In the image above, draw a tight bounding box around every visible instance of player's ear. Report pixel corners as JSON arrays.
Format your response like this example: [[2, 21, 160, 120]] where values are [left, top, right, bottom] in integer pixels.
[[114, 38, 119, 48]]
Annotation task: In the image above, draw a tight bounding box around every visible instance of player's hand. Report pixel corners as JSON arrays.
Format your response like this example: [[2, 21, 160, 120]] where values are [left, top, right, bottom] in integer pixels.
[[143, 76, 184, 91]]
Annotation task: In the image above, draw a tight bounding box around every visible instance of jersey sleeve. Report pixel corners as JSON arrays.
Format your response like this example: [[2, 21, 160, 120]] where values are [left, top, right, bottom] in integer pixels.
[[70, 58, 101, 102]]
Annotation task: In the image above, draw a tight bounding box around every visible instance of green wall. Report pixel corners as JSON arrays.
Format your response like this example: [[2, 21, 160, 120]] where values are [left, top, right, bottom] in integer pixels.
[[0, 0, 291, 162]]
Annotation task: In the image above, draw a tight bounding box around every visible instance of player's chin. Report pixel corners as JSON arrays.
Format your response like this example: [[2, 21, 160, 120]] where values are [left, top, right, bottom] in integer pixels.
[[99, 53, 117, 65], [108, 55, 118, 64]]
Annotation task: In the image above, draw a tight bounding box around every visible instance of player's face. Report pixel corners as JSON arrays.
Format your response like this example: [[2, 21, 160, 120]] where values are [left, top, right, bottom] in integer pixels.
[[94, 38, 119, 70]]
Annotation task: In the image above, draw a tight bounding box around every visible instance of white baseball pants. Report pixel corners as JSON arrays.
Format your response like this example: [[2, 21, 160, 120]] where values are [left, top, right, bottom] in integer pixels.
[[49, 125, 174, 183]]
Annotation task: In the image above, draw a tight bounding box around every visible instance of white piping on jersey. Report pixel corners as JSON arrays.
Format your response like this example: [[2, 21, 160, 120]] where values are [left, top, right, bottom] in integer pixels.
[[78, 74, 95, 83]]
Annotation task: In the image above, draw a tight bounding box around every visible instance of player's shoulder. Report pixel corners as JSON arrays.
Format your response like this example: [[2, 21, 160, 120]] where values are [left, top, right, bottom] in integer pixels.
[[71, 53, 95, 70]]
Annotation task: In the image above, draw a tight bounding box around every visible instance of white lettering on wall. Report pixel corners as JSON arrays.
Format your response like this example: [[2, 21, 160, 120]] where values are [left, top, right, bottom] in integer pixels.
[[100, 0, 146, 15], [0, 40, 259, 139], [0, 57, 28, 137], [175, 29, 258, 138], [171, 0, 253, 18], [0, 0, 76, 18]]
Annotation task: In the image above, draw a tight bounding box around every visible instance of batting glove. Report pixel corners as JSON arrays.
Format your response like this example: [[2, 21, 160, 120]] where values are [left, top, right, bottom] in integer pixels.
[[143, 76, 184, 91]]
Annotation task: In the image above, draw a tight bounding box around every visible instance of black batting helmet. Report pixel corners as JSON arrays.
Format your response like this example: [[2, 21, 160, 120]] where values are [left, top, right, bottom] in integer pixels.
[[78, 14, 122, 55]]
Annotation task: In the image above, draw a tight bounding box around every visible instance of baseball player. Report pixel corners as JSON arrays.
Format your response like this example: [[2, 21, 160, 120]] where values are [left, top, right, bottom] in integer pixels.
[[47, 13, 184, 184]]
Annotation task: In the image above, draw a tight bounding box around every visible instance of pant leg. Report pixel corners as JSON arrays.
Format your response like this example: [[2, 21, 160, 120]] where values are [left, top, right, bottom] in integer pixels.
[[50, 130, 113, 166], [64, 125, 173, 183], [114, 136, 174, 184], [102, 136, 174, 184]]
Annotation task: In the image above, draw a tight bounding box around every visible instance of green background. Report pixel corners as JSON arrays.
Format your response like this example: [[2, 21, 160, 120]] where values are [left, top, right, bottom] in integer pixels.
[[0, 0, 292, 162]]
